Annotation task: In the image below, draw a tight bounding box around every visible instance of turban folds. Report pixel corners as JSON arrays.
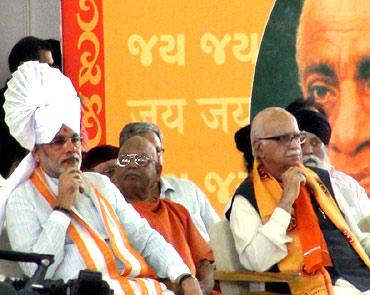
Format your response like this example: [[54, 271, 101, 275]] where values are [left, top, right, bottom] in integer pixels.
[[293, 110, 331, 145], [4, 61, 81, 150]]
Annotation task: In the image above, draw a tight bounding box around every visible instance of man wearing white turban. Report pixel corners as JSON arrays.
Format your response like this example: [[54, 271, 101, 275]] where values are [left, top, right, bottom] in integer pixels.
[[1, 61, 201, 295]]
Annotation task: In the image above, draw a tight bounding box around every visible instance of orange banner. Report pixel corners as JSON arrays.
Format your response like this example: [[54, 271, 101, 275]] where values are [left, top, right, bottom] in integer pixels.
[[61, 1, 275, 215]]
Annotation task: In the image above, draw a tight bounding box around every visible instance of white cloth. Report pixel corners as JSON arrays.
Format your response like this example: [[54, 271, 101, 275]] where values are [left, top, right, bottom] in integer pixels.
[[229, 194, 370, 293], [331, 179, 370, 255], [0, 175, 5, 188], [6, 171, 190, 282], [160, 176, 220, 241], [329, 167, 370, 226], [3, 61, 80, 150]]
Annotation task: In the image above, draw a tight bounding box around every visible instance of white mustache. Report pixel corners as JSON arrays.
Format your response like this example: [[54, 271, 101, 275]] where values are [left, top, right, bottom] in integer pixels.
[[302, 154, 321, 167], [286, 151, 301, 158]]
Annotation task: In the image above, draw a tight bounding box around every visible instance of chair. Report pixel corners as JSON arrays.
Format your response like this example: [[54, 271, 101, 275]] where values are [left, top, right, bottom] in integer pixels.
[[209, 220, 301, 295]]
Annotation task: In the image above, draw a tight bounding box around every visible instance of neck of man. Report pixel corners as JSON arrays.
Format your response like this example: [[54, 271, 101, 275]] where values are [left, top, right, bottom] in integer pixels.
[[123, 182, 158, 203]]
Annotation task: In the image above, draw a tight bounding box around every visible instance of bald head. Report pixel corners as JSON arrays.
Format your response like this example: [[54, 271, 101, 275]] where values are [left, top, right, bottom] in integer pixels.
[[251, 107, 298, 148]]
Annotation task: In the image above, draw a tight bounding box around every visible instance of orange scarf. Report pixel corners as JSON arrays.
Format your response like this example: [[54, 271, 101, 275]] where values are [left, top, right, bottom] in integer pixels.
[[131, 198, 214, 275], [294, 185, 332, 273], [252, 160, 370, 295], [30, 166, 162, 295]]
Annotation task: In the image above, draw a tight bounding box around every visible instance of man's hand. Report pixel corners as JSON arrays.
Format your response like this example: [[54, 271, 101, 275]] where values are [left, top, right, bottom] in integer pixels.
[[57, 166, 84, 210], [180, 276, 202, 295], [278, 166, 306, 213], [196, 260, 214, 294]]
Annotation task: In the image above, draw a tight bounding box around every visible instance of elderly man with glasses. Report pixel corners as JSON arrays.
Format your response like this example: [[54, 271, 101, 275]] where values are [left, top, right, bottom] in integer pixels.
[[119, 122, 220, 242], [113, 135, 216, 294], [225, 107, 370, 294]]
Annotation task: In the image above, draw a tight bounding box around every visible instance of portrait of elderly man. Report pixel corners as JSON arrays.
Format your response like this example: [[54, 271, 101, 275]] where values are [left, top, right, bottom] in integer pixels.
[[296, 0, 370, 195], [1, 61, 201, 295], [252, 0, 370, 196], [225, 107, 370, 294]]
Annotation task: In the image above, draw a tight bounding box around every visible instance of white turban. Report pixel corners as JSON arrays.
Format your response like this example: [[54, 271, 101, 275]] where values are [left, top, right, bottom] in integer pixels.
[[0, 61, 82, 232], [4, 61, 81, 149]]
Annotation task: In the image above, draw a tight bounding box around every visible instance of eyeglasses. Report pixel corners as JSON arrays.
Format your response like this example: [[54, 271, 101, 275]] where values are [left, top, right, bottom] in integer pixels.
[[258, 132, 306, 145], [49, 134, 81, 147], [117, 153, 154, 168]]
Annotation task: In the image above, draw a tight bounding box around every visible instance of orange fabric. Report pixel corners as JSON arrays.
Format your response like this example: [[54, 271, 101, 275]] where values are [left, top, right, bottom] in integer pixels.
[[295, 185, 332, 273], [252, 159, 370, 295], [93, 188, 154, 277], [130, 198, 214, 275]]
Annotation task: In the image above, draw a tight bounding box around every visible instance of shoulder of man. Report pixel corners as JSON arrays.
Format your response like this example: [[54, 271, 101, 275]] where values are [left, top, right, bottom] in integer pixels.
[[161, 175, 202, 192]]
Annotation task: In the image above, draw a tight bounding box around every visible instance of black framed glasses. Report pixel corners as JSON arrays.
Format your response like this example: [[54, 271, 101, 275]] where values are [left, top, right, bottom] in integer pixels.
[[117, 153, 154, 168], [258, 132, 306, 145]]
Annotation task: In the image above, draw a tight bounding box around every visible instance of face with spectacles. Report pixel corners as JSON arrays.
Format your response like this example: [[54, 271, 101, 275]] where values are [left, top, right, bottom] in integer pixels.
[[114, 136, 161, 201], [254, 113, 302, 177], [32, 125, 82, 178]]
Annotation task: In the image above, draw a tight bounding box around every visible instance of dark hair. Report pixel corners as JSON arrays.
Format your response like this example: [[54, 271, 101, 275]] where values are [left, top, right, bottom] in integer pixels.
[[81, 144, 119, 171], [285, 96, 327, 118], [45, 39, 62, 70], [0, 127, 28, 178], [234, 124, 254, 172], [119, 122, 163, 147], [8, 36, 52, 73]]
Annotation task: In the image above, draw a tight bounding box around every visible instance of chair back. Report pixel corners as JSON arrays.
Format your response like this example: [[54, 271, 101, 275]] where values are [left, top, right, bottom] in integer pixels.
[[209, 220, 264, 294]]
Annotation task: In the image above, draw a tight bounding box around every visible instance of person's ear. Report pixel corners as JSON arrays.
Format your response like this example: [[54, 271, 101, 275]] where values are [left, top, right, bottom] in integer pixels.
[[32, 146, 40, 163], [155, 162, 162, 176]]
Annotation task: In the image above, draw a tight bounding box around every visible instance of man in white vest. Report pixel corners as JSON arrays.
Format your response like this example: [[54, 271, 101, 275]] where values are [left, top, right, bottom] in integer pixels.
[[1, 61, 201, 295]]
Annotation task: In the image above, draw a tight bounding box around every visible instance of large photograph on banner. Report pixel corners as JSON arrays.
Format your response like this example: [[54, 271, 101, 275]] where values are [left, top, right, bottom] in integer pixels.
[[252, 0, 370, 196]]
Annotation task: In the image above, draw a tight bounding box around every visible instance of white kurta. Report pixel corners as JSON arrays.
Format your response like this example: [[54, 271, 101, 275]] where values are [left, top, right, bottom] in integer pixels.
[[5, 171, 190, 282]]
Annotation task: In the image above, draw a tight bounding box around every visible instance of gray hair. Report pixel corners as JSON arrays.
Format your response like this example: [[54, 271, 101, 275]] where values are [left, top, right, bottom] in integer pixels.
[[119, 122, 163, 147]]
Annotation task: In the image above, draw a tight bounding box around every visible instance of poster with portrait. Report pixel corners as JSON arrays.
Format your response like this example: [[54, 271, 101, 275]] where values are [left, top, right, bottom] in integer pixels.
[[61, 0, 370, 216]]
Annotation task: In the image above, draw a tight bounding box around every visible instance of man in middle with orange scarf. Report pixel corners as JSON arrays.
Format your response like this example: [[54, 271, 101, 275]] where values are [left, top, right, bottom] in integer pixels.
[[225, 107, 370, 295], [113, 135, 216, 295]]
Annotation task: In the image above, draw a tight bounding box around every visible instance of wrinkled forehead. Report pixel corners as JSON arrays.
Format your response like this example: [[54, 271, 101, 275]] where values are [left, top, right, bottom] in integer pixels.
[[119, 136, 157, 157], [52, 124, 78, 138], [298, 0, 370, 42], [257, 112, 299, 137], [140, 132, 162, 149]]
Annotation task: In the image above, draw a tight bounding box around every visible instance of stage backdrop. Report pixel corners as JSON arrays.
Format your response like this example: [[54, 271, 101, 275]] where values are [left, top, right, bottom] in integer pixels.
[[61, 0, 275, 215]]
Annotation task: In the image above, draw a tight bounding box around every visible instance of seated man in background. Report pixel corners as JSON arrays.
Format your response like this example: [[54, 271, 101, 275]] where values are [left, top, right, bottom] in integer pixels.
[[225, 107, 370, 294], [119, 122, 220, 242], [81, 144, 119, 180], [114, 135, 215, 294], [3, 61, 201, 295], [292, 109, 370, 233]]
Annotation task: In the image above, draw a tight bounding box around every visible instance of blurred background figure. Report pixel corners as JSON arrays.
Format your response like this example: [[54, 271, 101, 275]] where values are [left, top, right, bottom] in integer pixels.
[[81, 144, 119, 180]]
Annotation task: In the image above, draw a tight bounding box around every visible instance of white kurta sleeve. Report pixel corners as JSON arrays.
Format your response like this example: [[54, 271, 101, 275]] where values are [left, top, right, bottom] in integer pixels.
[[6, 184, 71, 278], [229, 194, 293, 272]]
